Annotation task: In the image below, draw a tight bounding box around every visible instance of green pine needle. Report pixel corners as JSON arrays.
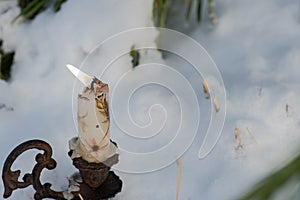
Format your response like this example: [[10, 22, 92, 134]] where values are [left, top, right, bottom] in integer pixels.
[[21, 0, 48, 22], [0, 40, 14, 81], [152, 0, 168, 27], [239, 153, 300, 200], [13, 0, 68, 23], [54, 0, 67, 12], [130, 46, 140, 69], [185, 0, 193, 21], [196, 0, 202, 23], [12, 0, 42, 23], [0, 52, 14, 81]]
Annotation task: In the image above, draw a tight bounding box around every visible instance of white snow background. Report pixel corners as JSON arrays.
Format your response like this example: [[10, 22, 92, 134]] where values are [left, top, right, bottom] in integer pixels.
[[0, 0, 300, 199]]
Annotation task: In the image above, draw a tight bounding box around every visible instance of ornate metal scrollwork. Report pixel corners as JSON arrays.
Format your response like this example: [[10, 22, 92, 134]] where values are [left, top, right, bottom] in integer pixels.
[[2, 139, 122, 200], [2, 139, 65, 199]]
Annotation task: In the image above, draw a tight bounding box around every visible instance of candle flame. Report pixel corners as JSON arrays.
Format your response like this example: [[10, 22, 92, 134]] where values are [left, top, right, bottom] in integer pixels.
[[66, 64, 93, 86]]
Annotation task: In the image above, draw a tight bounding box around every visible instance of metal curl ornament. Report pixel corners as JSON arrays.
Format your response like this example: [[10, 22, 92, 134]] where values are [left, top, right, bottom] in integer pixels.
[[2, 139, 122, 200], [2, 140, 64, 199]]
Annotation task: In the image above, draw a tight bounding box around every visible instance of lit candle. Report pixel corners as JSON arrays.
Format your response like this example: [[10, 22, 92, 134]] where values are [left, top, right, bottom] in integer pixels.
[[66, 64, 118, 163]]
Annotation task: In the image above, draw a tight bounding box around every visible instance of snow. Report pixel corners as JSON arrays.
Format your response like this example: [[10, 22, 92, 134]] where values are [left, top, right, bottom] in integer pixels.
[[0, 0, 300, 199]]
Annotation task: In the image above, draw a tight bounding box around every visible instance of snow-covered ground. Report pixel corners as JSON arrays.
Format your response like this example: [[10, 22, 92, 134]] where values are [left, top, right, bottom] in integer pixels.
[[1, 0, 300, 199]]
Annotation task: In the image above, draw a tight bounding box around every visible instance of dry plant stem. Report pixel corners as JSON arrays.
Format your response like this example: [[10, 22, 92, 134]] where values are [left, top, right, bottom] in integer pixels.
[[246, 127, 257, 144], [208, 0, 216, 23], [78, 193, 84, 200], [247, 128, 257, 144], [213, 97, 220, 112], [176, 158, 182, 200], [202, 80, 210, 99], [234, 128, 243, 150]]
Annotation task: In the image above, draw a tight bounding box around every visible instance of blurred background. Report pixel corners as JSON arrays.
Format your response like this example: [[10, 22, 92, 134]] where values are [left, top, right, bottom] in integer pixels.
[[0, 0, 300, 199]]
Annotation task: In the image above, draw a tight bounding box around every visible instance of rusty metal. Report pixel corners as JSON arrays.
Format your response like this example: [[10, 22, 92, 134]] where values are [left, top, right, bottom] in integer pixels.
[[2, 140, 122, 200], [71, 155, 122, 200], [2, 139, 65, 199]]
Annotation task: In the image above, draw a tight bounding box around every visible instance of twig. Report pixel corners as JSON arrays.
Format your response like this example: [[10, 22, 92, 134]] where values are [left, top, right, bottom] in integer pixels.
[[202, 80, 210, 99], [176, 158, 182, 200], [213, 97, 220, 112], [78, 193, 84, 200], [208, 0, 216, 23], [234, 128, 243, 150], [246, 127, 258, 144]]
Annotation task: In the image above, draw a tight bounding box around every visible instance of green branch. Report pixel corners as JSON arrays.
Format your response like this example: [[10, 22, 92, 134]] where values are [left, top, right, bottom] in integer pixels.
[[239, 153, 300, 200]]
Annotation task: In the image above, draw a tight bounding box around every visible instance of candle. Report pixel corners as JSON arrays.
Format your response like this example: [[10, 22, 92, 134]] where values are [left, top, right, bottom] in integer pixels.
[[67, 64, 118, 163]]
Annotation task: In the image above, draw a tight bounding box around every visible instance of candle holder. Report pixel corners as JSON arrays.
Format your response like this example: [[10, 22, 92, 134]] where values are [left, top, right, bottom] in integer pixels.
[[2, 139, 122, 200], [2, 65, 122, 199]]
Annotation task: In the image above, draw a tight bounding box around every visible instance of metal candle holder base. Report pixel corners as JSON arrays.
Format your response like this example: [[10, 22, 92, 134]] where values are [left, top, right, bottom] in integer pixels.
[[2, 139, 122, 200]]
